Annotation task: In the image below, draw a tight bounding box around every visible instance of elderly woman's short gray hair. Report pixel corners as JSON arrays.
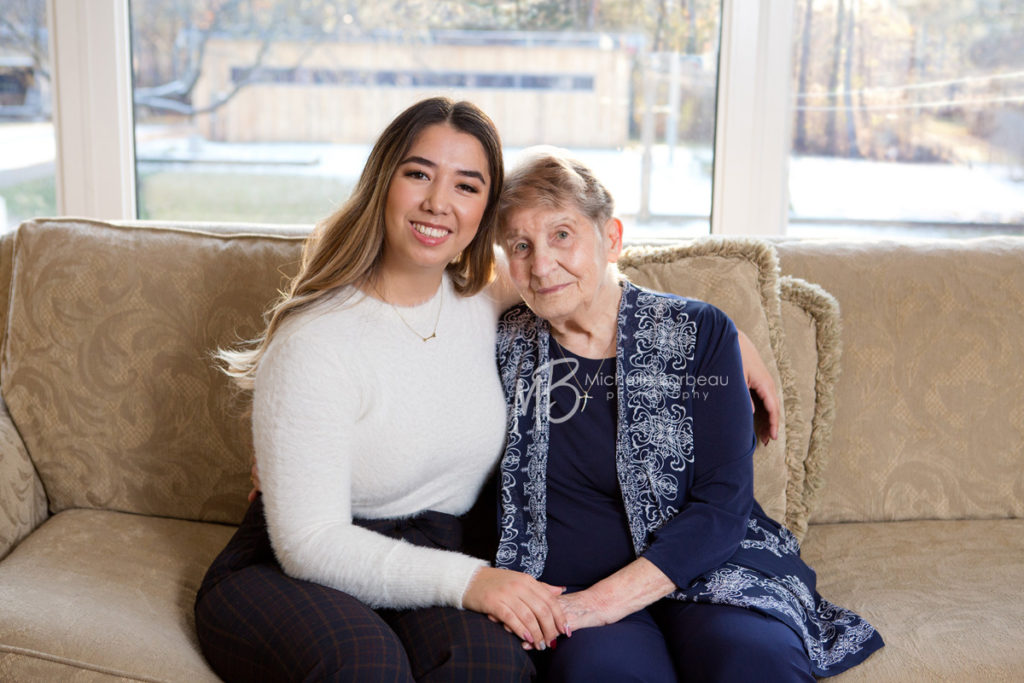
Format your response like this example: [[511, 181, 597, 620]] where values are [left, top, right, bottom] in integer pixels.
[[497, 147, 615, 235]]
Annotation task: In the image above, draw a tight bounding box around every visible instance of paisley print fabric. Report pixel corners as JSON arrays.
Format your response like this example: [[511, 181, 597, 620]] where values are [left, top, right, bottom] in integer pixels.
[[498, 284, 714, 576]]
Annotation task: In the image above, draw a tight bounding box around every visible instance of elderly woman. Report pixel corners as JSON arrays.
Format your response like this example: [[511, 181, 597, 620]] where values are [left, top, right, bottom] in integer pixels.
[[493, 150, 884, 681]]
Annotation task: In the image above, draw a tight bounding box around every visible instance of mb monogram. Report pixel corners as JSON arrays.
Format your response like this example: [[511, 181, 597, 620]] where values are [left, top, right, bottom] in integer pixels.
[[525, 357, 728, 423]]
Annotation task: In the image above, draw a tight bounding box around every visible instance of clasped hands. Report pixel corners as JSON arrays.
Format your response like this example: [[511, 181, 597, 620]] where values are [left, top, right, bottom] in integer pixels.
[[462, 567, 617, 651]]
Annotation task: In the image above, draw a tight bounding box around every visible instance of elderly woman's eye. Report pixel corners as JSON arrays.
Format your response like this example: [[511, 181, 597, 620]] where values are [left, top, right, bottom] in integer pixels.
[[512, 242, 529, 253], [555, 230, 570, 240]]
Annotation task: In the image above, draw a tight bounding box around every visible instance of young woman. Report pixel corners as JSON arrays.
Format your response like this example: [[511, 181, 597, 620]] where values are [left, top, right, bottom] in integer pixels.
[[194, 97, 780, 682]]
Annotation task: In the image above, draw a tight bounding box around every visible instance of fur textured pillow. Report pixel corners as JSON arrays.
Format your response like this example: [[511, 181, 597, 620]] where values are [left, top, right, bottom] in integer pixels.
[[779, 275, 842, 539]]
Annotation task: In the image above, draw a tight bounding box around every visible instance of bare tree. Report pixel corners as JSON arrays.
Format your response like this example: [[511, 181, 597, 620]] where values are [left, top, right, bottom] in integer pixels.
[[793, 0, 814, 153], [842, 0, 859, 157], [132, 0, 341, 117], [0, 0, 50, 80], [824, 0, 846, 155]]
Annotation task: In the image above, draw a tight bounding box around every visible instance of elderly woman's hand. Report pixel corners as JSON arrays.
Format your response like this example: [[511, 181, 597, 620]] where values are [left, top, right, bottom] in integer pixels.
[[557, 589, 617, 631], [737, 329, 779, 444], [462, 567, 567, 651], [557, 558, 677, 635]]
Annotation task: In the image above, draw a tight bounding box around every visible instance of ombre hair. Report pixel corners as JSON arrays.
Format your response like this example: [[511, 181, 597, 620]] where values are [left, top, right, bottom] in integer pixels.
[[217, 97, 504, 390], [497, 146, 614, 235]]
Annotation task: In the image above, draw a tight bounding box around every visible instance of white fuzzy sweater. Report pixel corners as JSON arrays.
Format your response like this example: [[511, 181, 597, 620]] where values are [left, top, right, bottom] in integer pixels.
[[252, 276, 507, 609]]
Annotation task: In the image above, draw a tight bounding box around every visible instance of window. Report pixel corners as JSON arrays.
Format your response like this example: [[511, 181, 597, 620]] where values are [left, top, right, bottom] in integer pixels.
[[0, 0, 56, 233], [788, 0, 1024, 238], [128, 0, 724, 237]]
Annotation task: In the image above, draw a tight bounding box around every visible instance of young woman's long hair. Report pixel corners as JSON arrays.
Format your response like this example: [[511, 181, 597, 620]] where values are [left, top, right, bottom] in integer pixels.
[[218, 97, 504, 390]]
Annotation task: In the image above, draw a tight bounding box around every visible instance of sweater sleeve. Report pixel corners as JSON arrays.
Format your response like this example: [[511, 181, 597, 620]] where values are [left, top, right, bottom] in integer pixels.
[[252, 328, 487, 609], [640, 304, 756, 588]]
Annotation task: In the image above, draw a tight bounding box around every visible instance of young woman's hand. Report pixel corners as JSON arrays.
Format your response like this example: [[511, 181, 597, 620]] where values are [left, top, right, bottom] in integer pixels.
[[737, 329, 779, 444], [247, 460, 261, 502], [462, 567, 567, 650]]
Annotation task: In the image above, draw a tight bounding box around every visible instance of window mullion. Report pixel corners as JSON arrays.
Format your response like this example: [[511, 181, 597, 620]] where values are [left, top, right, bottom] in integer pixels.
[[48, 0, 136, 220], [712, 0, 795, 235]]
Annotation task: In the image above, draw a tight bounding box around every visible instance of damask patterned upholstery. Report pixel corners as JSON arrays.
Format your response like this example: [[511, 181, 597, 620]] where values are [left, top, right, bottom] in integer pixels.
[[775, 238, 1024, 524], [0, 233, 48, 561], [2, 219, 304, 525], [0, 395, 45, 560]]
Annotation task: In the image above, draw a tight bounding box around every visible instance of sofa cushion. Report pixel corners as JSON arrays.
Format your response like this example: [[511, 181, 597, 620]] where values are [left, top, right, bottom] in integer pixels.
[[618, 238, 802, 526], [801, 518, 1024, 680], [0, 508, 233, 681], [776, 237, 1024, 523], [2, 218, 304, 524], [779, 276, 842, 539]]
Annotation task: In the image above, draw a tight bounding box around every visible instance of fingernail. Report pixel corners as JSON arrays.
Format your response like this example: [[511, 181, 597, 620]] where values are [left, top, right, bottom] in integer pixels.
[[537, 640, 546, 651], [566, 624, 573, 638], [550, 639, 558, 650]]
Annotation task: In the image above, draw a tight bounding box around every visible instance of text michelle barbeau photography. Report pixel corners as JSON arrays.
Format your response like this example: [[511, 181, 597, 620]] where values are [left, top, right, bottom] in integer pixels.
[[515, 357, 730, 424]]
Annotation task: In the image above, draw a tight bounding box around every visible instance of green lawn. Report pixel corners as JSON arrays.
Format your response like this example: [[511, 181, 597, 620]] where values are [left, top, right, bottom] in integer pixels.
[[2, 171, 355, 229], [1, 176, 57, 228], [137, 172, 354, 224]]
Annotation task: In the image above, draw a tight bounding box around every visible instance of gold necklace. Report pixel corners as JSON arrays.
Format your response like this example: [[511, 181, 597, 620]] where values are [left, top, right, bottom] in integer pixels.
[[373, 282, 443, 342], [552, 338, 610, 412]]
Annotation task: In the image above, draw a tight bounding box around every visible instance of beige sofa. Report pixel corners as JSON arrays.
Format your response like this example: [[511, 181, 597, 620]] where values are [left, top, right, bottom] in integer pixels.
[[0, 218, 1021, 681]]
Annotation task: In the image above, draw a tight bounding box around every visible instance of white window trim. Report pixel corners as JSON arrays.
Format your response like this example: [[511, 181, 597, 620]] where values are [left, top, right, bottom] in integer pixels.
[[712, 0, 795, 235], [48, 0, 794, 234], [48, 0, 136, 220]]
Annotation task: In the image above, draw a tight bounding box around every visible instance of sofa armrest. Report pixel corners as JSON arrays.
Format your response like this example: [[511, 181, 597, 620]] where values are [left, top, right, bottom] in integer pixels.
[[0, 393, 48, 559]]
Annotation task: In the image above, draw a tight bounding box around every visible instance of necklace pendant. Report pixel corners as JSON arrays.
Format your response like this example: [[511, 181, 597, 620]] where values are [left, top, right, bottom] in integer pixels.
[[580, 390, 592, 412], [375, 280, 443, 343]]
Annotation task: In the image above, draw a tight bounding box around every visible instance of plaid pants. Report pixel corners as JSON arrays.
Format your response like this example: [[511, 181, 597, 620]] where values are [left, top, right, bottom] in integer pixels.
[[195, 496, 533, 682]]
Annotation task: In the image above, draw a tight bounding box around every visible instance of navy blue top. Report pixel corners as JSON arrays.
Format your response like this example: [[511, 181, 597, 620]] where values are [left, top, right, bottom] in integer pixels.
[[539, 303, 758, 591], [541, 339, 633, 589]]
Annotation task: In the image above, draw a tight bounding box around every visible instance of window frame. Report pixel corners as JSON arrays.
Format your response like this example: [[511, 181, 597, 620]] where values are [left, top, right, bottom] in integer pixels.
[[47, 0, 136, 220], [48, 0, 794, 235]]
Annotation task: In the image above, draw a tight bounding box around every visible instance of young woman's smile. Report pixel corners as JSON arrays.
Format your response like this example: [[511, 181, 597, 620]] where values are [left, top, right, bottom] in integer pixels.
[[382, 123, 490, 276]]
